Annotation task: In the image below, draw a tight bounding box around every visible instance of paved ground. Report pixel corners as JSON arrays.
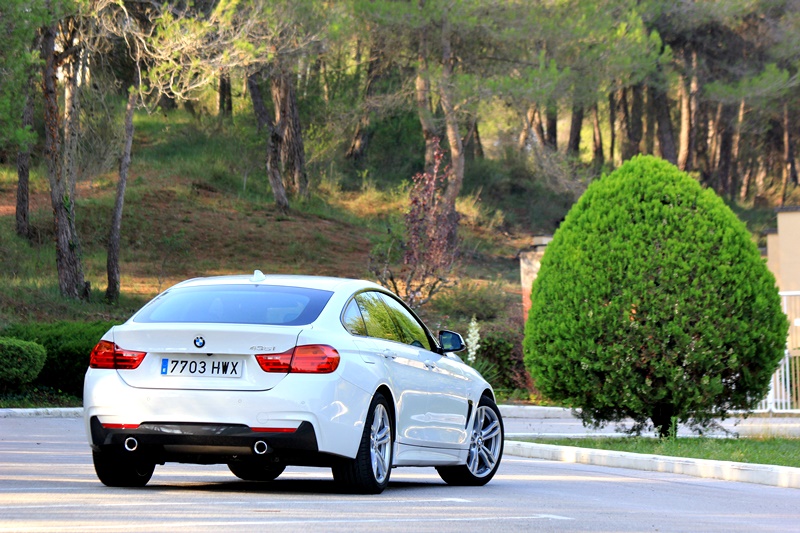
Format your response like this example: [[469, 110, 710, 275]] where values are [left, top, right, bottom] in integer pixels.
[[2, 417, 800, 532]]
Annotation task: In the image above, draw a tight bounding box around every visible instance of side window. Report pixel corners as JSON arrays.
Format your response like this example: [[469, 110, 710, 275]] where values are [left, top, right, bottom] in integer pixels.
[[342, 299, 367, 336], [377, 294, 432, 351], [354, 292, 402, 343]]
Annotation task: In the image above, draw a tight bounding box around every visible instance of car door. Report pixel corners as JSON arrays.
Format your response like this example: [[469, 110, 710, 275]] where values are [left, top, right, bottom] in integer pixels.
[[352, 291, 433, 447], [375, 293, 470, 448]]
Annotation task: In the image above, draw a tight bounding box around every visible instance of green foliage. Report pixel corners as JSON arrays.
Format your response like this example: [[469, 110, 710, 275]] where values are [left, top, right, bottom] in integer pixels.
[[467, 357, 501, 389], [0, 337, 46, 392], [462, 156, 577, 234], [431, 279, 511, 322], [524, 155, 788, 437], [3, 321, 118, 397], [477, 321, 533, 393], [0, 385, 81, 408], [0, 0, 50, 151]]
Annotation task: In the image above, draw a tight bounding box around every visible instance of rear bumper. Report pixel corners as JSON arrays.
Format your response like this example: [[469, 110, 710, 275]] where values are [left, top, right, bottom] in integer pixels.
[[84, 367, 374, 461], [89, 416, 323, 465]]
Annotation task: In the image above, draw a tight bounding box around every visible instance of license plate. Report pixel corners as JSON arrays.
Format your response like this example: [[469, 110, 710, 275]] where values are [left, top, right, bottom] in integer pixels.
[[160, 357, 243, 378]]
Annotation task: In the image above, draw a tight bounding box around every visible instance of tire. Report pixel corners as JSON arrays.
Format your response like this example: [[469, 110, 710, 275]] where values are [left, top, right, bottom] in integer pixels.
[[332, 392, 393, 494], [92, 451, 155, 487], [437, 395, 504, 486], [228, 460, 286, 481]]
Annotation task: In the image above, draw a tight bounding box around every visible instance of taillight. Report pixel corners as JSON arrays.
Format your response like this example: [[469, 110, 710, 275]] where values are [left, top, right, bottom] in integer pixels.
[[255, 349, 294, 373], [291, 345, 340, 373], [89, 340, 147, 370], [255, 344, 340, 374]]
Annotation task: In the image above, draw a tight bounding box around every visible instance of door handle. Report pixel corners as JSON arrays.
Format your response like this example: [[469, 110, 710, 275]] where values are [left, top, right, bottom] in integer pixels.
[[424, 359, 436, 370], [382, 350, 397, 360]]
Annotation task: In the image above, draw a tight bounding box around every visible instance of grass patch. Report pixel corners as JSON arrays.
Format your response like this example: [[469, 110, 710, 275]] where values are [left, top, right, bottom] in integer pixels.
[[525, 437, 800, 469], [0, 386, 81, 408]]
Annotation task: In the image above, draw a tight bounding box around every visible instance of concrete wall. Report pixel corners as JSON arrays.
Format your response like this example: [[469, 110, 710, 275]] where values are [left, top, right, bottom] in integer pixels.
[[519, 236, 552, 320], [774, 209, 800, 292]]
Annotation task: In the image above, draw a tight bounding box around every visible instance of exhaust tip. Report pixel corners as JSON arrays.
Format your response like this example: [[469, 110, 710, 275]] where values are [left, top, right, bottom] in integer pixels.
[[253, 440, 269, 455], [124, 436, 138, 452]]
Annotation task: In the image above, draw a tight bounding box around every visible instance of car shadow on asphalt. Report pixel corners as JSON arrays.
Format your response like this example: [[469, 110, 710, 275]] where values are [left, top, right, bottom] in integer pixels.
[[145, 478, 444, 495]]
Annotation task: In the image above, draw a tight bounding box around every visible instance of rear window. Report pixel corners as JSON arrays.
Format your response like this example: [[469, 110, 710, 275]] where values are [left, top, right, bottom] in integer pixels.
[[133, 285, 334, 326]]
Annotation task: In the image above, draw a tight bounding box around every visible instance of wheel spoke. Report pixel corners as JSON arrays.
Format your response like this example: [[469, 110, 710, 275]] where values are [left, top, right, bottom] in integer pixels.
[[482, 420, 501, 441], [474, 409, 485, 432], [375, 427, 390, 447], [468, 447, 480, 472], [375, 450, 387, 476], [479, 445, 497, 469]]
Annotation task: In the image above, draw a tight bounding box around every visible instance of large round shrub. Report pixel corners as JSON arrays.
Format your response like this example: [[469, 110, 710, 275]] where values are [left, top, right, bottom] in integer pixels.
[[523, 155, 787, 436], [0, 337, 47, 392]]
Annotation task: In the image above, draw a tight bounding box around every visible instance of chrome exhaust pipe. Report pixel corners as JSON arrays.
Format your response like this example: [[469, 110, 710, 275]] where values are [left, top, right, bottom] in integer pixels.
[[253, 440, 269, 455], [124, 437, 139, 452]]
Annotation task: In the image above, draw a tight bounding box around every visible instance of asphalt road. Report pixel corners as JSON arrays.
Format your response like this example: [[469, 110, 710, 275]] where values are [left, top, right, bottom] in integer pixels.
[[1, 417, 799, 532]]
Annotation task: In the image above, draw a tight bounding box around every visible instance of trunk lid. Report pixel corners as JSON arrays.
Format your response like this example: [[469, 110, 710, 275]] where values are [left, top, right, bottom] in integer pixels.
[[109, 323, 302, 391]]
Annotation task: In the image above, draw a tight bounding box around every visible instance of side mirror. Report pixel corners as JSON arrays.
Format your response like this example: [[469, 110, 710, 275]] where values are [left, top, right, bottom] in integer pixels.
[[439, 330, 466, 353]]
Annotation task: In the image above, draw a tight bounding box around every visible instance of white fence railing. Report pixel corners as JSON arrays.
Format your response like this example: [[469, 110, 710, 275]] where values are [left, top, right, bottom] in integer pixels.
[[755, 292, 800, 413]]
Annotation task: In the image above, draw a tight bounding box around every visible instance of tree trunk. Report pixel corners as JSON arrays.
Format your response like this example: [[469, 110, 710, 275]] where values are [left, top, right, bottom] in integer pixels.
[[518, 105, 536, 152], [715, 104, 736, 198], [694, 103, 711, 179], [608, 92, 616, 165], [415, 34, 437, 173], [616, 89, 637, 162], [545, 101, 557, 151], [781, 102, 798, 206], [651, 403, 676, 439], [439, 13, 464, 220], [463, 117, 483, 160], [591, 103, 604, 171], [731, 99, 745, 194], [739, 156, 754, 202], [566, 102, 583, 157], [62, 43, 81, 201], [643, 86, 656, 155], [247, 72, 290, 213], [629, 84, 644, 156], [16, 78, 35, 240], [42, 23, 88, 300], [651, 84, 678, 165], [218, 70, 232, 120], [106, 72, 139, 303], [619, 85, 643, 161], [272, 65, 308, 198], [677, 49, 698, 171], [346, 41, 383, 161], [532, 106, 546, 150]]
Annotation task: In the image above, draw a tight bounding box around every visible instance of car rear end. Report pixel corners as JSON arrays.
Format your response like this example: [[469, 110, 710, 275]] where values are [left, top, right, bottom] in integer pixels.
[[84, 276, 373, 479]]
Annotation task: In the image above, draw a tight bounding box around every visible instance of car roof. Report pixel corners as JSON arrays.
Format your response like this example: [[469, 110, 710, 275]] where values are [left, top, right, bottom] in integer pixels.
[[169, 272, 382, 293]]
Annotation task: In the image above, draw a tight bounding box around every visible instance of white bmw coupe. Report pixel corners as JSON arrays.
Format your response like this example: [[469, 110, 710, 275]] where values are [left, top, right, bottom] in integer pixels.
[[84, 272, 504, 493]]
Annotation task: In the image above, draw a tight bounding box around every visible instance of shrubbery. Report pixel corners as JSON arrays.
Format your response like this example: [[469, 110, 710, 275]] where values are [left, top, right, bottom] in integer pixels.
[[3, 321, 117, 397], [524, 155, 788, 436], [0, 337, 47, 393], [477, 321, 533, 393]]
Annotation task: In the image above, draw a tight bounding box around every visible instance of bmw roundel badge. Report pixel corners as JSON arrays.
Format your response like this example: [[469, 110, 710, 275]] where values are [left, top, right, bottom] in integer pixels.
[[194, 336, 205, 349]]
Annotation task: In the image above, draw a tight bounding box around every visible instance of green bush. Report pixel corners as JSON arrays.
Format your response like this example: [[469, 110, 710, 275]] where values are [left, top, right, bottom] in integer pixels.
[[432, 279, 510, 321], [524, 155, 788, 437], [0, 337, 47, 393], [477, 322, 533, 393], [3, 321, 117, 397]]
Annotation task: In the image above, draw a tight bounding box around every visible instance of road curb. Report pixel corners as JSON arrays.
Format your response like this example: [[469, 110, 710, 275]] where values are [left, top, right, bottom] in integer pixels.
[[0, 408, 82, 418], [504, 440, 800, 489], [498, 405, 574, 419]]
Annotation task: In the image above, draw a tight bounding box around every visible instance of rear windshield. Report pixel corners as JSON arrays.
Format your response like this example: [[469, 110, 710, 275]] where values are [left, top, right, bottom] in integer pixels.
[[133, 285, 334, 326]]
